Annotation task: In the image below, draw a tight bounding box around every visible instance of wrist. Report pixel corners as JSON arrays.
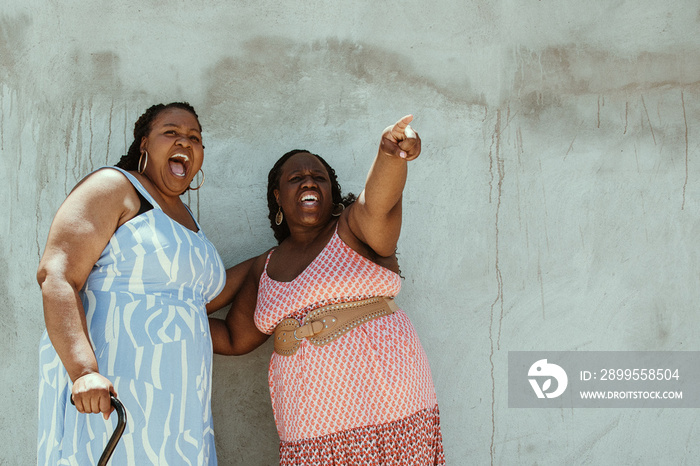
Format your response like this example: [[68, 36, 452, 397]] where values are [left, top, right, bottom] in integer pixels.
[[70, 367, 100, 383]]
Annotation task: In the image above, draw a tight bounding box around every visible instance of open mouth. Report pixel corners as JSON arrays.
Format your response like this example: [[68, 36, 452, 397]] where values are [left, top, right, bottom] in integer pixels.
[[168, 154, 190, 178], [300, 192, 319, 206]]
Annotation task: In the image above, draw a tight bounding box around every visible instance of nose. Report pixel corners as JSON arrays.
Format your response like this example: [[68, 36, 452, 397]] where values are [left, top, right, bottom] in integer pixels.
[[175, 134, 191, 148], [300, 175, 318, 189]]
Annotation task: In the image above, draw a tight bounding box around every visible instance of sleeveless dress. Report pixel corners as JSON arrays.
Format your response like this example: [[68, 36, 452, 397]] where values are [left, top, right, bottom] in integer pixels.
[[254, 227, 445, 465], [37, 167, 226, 465]]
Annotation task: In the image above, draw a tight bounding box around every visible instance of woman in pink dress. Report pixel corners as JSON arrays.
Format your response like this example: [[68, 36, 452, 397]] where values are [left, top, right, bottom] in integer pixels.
[[209, 116, 444, 465]]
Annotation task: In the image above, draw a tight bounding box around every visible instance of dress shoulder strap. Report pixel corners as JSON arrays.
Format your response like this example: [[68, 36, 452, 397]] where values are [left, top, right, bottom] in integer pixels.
[[101, 166, 161, 209]]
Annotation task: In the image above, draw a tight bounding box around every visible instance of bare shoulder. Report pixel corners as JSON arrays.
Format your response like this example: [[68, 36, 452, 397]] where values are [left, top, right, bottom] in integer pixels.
[[71, 167, 135, 196], [250, 249, 272, 282], [64, 167, 141, 227]]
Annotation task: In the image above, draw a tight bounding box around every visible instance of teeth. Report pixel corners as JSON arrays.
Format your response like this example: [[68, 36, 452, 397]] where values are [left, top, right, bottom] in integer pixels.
[[170, 154, 190, 162], [301, 195, 317, 202]]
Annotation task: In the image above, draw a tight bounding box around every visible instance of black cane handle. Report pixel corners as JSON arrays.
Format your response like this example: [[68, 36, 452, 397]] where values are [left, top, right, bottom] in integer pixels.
[[70, 395, 127, 466]]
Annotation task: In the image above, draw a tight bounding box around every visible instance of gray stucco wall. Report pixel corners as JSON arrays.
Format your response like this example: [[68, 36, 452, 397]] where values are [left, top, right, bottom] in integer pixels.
[[2, 1, 699, 464]]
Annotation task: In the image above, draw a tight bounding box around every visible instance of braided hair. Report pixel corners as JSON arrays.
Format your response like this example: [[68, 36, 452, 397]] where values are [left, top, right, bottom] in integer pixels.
[[115, 102, 201, 171], [267, 149, 356, 244]]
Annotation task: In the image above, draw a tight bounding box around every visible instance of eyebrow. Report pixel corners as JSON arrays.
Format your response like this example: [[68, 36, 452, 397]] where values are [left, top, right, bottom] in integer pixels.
[[162, 122, 201, 133], [287, 169, 328, 176]]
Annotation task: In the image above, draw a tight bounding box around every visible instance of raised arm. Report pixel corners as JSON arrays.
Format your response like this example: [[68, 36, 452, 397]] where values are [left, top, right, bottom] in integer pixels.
[[345, 115, 421, 257], [208, 254, 270, 355], [37, 169, 139, 419]]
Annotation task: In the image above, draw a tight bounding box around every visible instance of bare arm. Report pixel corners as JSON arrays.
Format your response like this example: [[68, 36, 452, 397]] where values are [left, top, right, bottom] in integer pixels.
[[37, 169, 140, 419], [209, 254, 270, 355], [346, 115, 421, 256]]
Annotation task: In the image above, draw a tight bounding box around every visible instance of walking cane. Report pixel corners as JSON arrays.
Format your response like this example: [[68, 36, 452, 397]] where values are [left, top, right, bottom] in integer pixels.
[[71, 395, 127, 466]]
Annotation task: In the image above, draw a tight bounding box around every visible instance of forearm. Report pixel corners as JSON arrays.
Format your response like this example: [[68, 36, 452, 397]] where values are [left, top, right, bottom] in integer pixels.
[[348, 152, 406, 256], [361, 151, 407, 217], [346, 117, 419, 256], [210, 254, 270, 355], [41, 277, 99, 381]]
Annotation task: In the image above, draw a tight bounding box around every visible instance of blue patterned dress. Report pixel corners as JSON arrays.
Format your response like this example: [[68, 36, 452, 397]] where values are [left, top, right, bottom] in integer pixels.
[[37, 167, 226, 465]]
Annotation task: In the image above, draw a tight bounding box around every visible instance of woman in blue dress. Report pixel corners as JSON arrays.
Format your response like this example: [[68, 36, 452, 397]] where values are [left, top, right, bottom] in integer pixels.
[[37, 102, 227, 465]]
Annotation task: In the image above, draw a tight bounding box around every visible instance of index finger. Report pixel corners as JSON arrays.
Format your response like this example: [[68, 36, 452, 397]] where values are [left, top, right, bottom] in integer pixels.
[[100, 393, 114, 420], [389, 115, 414, 141]]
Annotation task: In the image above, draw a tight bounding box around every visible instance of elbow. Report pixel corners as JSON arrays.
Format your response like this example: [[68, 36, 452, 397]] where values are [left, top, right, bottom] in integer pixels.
[[36, 265, 74, 298], [36, 268, 47, 289], [213, 342, 255, 357], [36, 266, 58, 300], [213, 347, 236, 356]]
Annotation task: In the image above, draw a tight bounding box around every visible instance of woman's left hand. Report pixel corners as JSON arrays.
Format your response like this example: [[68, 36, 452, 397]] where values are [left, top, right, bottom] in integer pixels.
[[379, 115, 421, 161]]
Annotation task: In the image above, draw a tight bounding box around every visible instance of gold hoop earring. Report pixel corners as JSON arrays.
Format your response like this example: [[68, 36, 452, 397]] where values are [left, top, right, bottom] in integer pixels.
[[138, 151, 148, 174], [331, 203, 345, 217], [189, 169, 205, 191], [275, 207, 284, 226]]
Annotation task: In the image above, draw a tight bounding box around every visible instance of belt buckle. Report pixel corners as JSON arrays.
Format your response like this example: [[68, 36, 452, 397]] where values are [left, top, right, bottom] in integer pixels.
[[292, 326, 304, 341], [274, 318, 302, 356]]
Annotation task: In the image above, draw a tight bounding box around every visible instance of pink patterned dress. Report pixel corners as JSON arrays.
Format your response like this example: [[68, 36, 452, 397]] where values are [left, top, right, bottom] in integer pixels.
[[254, 228, 445, 465]]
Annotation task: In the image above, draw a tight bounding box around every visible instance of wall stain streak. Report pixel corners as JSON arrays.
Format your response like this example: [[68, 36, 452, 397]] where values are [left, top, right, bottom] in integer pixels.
[[641, 96, 657, 145], [624, 101, 629, 135], [106, 99, 114, 165], [123, 104, 128, 162], [1, 90, 4, 151], [565, 132, 577, 159], [87, 99, 94, 173], [35, 202, 41, 257], [683, 414, 698, 460], [73, 104, 84, 185], [488, 108, 505, 466], [681, 90, 688, 210], [540, 164, 550, 254], [63, 103, 75, 194], [488, 124, 494, 203], [538, 255, 545, 319]]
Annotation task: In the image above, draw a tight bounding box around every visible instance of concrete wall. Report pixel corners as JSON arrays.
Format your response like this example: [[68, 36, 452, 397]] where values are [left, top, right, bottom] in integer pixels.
[[2, 0, 699, 464]]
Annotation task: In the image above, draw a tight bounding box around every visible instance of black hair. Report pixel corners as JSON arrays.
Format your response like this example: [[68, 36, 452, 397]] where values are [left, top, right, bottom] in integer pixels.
[[267, 149, 356, 244], [115, 102, 201, 171]]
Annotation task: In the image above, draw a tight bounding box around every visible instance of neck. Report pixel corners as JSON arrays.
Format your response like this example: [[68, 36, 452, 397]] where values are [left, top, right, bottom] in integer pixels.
[[285, 218, 336, 249]]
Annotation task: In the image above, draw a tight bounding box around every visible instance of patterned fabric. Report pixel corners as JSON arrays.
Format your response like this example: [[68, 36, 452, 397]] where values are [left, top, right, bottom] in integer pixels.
[[279, 407, 444, 466], [37, 167, 225, 466], [254, 226, 444, 464]]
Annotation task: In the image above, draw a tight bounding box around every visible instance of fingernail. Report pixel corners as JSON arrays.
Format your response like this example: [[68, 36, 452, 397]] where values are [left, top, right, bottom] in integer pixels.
[[400, 151, 407, 159]]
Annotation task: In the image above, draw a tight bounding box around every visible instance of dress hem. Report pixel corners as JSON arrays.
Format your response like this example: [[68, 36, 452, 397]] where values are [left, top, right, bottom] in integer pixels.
[[279, 405, 445, 466]]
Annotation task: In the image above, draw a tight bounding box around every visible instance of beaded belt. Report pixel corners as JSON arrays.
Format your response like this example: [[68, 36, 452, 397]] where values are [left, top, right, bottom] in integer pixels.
[[273, 297, 398, 356]]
